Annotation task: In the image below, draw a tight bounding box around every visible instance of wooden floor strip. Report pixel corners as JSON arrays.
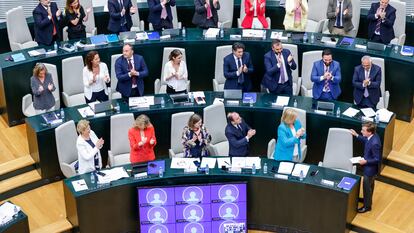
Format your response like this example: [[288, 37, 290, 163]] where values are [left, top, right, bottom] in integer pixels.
[[387, 151, 414, 168], [381, 166, 414, 186], [30, 219, 72, 233], [0, 155, 35, 176], [0, 170, 41, 194]]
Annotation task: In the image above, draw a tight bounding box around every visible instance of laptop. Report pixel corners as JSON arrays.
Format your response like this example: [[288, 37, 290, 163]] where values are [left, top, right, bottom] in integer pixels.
[[367, 42, 386, 51], [119, 31, 136, 40], [224, 89, 243, 100], [316, 101, 335, 112], [147, 160, 165, 175], [169, 93, 189, 103], [94, 101, 112, 113], [162, 29, 181, 37]]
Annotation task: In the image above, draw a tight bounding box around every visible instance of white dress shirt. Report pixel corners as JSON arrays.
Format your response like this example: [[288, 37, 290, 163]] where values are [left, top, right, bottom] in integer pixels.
[[82, 63, 110, 100], [163, 60, 188, 92], [77, 130, 102, 174]]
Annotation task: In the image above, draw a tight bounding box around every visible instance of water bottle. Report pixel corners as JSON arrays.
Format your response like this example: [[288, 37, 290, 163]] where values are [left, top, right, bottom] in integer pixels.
[[293, 99, 298, 108], [182, 27, 186, 38], [189, 92, 194, 103], [394, 45, 399, 54], [336, 107, 341, 118], [262, 30, 266, 40], [205, 164, 209, 175], [263, 162, 268, 174], [303, 33, 308, 43], [219, 25, 224, 38], [160, 98, 165, 108], [252, 163, 256, 174], [249, 98, 254, 107], [54, 41, 58, 51], [60, 108, 65, 120], [159, 166, 164, 178], [375, 113, 380, 124], [299, 170, 304, 181], [310, 33, 315, 44], [115, 102, 120, 113], [90, 171, 96, 184]]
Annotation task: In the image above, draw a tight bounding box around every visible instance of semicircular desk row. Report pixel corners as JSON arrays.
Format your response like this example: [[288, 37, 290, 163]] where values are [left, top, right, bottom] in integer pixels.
[[63, 158, 360, 233], [1, 28, 413, 127], [26, 92, 395, 182]]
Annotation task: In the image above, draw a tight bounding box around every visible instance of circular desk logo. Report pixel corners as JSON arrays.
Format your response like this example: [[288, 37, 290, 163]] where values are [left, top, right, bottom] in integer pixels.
[[218, 203, 239, 220], [183, 222, 205, 233], [148, 224, 169, 233], [147, 207, 168, 224], [146, 188, 167, 206], [182, 186, 204, 204], [218, 185, 239, 203], [183, 204, 204, 222]]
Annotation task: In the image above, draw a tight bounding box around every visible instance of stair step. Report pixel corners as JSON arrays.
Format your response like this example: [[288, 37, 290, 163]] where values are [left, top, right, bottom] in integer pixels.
[[352, 214, 405, 233], [387, 151, 414, 169], [381, 166, 414, 186], [0, 155, 35, 176], [31, 219, 72, 233], [0, 170, 41, 194]]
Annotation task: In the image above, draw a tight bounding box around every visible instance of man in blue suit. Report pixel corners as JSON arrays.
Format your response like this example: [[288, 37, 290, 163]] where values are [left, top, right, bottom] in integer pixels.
[[148, 0, 176, 30], [350, 122, 382, 213], [261, 39, 297, 95], [223, 43, 254, 92], [311, 49, 342, 101], [352, 56, 382, 110], [115, 44, 149, 99], [225, 112, 256, 157], [33, 0, 62, 46], [107, 0, 137, 34], [367, 0, 396, 44]]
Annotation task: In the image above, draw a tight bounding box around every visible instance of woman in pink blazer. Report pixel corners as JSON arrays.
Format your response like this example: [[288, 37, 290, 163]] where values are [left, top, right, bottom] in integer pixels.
[[241, 0, 269, 29]]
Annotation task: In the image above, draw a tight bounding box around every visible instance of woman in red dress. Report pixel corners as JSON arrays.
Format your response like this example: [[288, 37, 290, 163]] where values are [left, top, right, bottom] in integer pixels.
[[241, 0, 269, 29], [128, 114, 157, 163]]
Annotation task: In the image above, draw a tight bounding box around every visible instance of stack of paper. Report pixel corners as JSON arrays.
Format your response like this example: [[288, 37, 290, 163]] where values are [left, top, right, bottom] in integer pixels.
[[360, 108, 376, 117], [200, 157, 217, 168], [0, 202, 20, 225], [376, 108, 394, 123], [217, 157, 231, 168], [342, 107, 360, 117], [350, 156, 363, 164], [71, 179, 88, 192], [245, 157, 261, 169], [205, 28, 220, 38], [231, 157, 246, 168], [292, 164, 310, 177], [242, 29, 264, 38], [170, 158, 200, 170], [277, 162, 294, 175], [78, 106, 95, 118], [192, 91, 206, 105], [136, 32, 149, 40], [97, 167, 129, 184], [129, 96, 154, 108], [270, 31, 288, 41], [273, 96, 290, 107], [28, 48, 46, 57]]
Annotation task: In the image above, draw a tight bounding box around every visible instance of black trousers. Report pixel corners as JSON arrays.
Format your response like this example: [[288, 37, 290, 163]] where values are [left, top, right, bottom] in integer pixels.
[[270, 82, 293, 95], [121, 87, 141, 100], [363, 175, 376, 209], [166, 85, 187, 94], [153, 19, 173, 31], [357, 97, 376, 110], [85, 90, 109, 103]]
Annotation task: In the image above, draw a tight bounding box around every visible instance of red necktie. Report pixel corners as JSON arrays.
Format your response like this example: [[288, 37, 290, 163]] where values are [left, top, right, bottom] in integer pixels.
[[206, 2, 212, 19], [49, 7, 57, 35], [128, 59, 137, 85]]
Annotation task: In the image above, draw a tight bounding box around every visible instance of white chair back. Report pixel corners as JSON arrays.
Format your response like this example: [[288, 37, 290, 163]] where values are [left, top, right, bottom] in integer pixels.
[[390, 0, 406, 44], [267, 138, 276, 159], [322, 128, 353, 173], [6, 6, 37, 51], [348, 0, 361, 37], [22, 94, 35, 117], [203, 102, 229, 156], [217, 0, 234, 28], [301, 50, 322, 96], [111, 54, 123, 98], [44, 63, 60, 109], [171, 5, 180, 29], [215, 45, 233, 86], [305, 0, 329, 32], [55, 120, 78, 178], [171, 112, 194, 155], [62, 56, 84, 96], [131, 0, 144, 30], [110, 113, 134, 155]]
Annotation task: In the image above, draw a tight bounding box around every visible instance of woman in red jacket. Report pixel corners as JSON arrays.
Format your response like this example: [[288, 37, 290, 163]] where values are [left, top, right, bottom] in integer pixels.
[[241, 0, 269, 29], [128, 114, 157, 163]]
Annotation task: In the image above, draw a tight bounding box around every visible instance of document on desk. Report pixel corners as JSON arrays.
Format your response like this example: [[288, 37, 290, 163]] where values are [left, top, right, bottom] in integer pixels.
[[274, 96, 290, 107], [242, 29, 264, 38], [213, 98, 224, 105], [0, 202, 21, 225], [342, 107, 360, 118], [170, 158, 200, 170], [205, 28, 220, 38], [292, 164, 310, 177], [72, 179, 88, 192], [350, 156, 363, 164], [217, 157, 231, 168], [361, 108, 376, 118], [231, 157, 246, 168], [78, 106, 95, 118], [376, 108, 394, 123], [245, 157, 261, 169], [277, 162, 294, 175], [129, 96, 154, 108], [200, 157, 217, 168], [99, 167, 129, 183]]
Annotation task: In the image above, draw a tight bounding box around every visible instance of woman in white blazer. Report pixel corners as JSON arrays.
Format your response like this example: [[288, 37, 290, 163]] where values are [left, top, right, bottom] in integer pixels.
[[76, 120, 104, 174], [163, 49, 188, 94], [82, 51, 110, 103], [283, 0, 308, 31]]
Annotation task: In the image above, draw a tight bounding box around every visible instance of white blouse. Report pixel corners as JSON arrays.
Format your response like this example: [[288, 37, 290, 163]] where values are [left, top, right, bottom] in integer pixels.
[[290, 127, 299, 156], [76, 130, 102, 174], [163, 60, 188, 92], [82, 62, 110, 100]]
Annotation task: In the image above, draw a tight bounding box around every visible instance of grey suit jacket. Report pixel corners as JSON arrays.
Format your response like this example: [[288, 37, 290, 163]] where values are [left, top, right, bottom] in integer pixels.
[[327, 0, 354, 32]]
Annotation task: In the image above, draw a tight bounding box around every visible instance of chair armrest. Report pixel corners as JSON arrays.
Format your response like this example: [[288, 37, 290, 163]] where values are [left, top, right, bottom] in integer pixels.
[[300, 84, 307, 97], [316, 19, 326, 33], [384, 90, 390, 109], [186, 80, 191, 92], [62, 26, 68, 41], [237, 18, 242, 28], [177, 22, 182, 29], [10, 42, 23, 52], [154, 79, 161, 94], [60, 162, 77, 178], [398, 34, 406, 46], [62, 92, 71, 107], [149, 23, 154, 31], [108, 150, 114, 167], [266, 17, 271, 29], [318, 161, 323, 167], [296, 77, 302, 96], [352, 165, 357, 174], [168, 149, 176, 158], [140, 20, 145, 31], [219, 20, 232, 28], [206, 144, 219, 156], [213, 79, 219, 91]]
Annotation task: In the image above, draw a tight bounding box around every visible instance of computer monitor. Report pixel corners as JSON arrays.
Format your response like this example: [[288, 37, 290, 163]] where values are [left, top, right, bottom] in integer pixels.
[[137, 182, 247, 233], [316, 101, 335, 113], [224, 89, 242, 100]]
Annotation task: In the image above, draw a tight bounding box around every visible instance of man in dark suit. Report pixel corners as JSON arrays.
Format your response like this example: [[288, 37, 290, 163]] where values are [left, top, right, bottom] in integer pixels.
[[225, 112, 256, 157], [148, 0, 176, 30], [223, 42, 254, 92], [352, 56, 382, 109], [107, 0, 137, 34], [261, 39, 297, 95], [327, 0, 354, 35], [192, 0, 220, 28], [367, 0, 396, 44], [350, 122, 382, 213], [115, 44, 149, 99], [311, 49, 342, 101], [33, 0, 62, 46]]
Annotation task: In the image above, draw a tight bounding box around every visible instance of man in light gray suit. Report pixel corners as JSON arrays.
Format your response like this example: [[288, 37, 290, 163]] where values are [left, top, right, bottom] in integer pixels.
[[327, 0, 353, 35]]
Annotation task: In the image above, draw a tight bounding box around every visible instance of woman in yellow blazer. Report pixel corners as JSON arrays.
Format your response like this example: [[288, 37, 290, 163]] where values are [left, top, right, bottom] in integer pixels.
[[283, 0, 308, 31]]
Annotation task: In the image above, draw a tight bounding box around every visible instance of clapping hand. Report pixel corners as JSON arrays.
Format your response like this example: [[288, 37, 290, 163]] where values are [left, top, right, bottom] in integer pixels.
[[247, 129, 256, 138], [192, 133, 198, 142], [96, 138, 104, 149], [47, 6, 52, 17], [380, 11, 386, 19], [363, 78, 370, 87], [86, 7, 92, 14], [48, 83, 54, 91], [121, 7, 126, 16], [130, 6, 137, 14], [56, 9, 62, 17], [213, 0, 219, 6], [150, 138, 155, 145], [287, 54, 294, 63], [104, 75, 110, 83], [242, 64, 248, 73], [359, 159, 367, 165], [343, 8, 349, 15], [38, 85, 44, 92]]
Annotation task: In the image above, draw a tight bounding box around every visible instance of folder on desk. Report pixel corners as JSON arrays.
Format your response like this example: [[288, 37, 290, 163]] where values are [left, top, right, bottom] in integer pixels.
[[106, 34, 119, 43], [337, 177, 357, 190], [147, 32, 160, 40], [90, 34, 108, 45], [242, 92, 257, 104]]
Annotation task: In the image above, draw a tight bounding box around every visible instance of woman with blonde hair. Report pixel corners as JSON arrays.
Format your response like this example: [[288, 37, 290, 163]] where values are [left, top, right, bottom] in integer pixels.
[[283, 0, 308, 31], [128, 114, 157, 163], [274, 108, 306, 161], [76, 120, 104, 174], [30, 63, 56, 114], [182, 114, 211, 157]]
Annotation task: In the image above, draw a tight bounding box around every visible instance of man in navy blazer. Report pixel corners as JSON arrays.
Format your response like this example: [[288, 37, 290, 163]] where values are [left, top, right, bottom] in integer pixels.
[[148, 0, 176, 30], [225, 112, 256, 157], [350, 122, 382, 213], [311, 49, 342, 101], [107, 0, 137, 34], [33, 0, 62, 46], [115, 44, 149, 98], [223, 42, 254, 92], [261, 39, 297, 95], [367, 0, 396, 44], [352, 56, 382, 109]]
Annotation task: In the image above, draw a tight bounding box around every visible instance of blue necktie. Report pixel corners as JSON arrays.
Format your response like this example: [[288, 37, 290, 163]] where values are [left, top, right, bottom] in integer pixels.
[[336, 1, 342, 27], [238, 58, 244, 84]]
